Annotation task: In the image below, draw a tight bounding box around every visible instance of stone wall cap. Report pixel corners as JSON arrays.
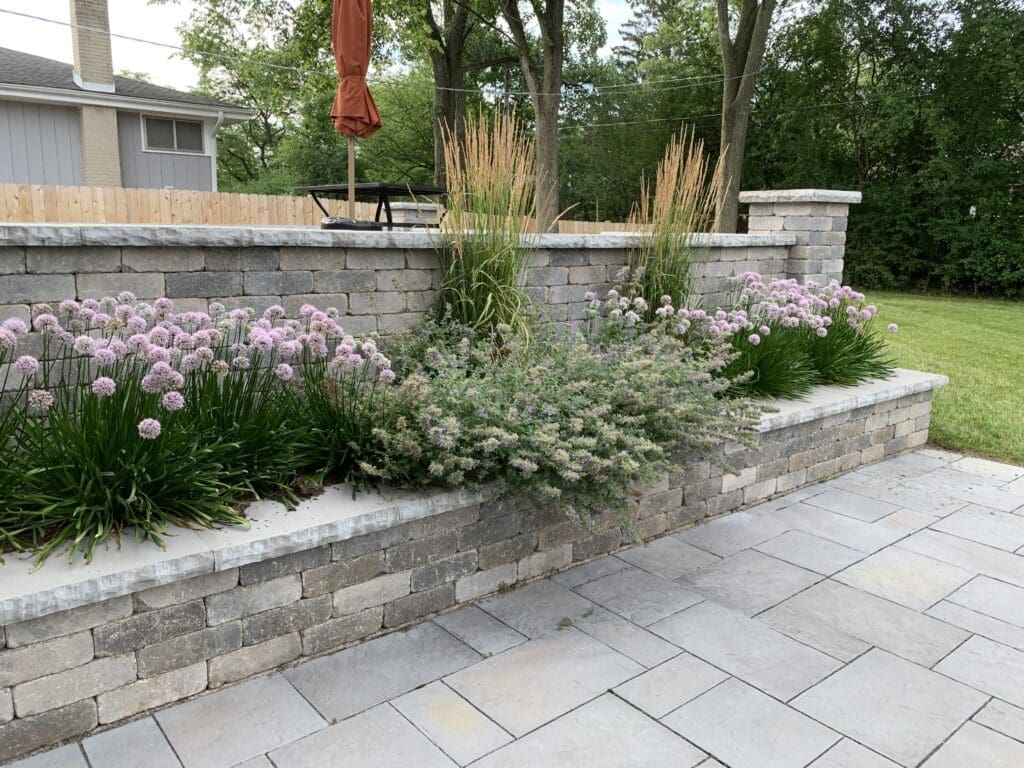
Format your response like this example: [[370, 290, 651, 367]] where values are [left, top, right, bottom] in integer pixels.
[[738, 189, 863, 204], [0, 224, 794, 250], [0, 369, 945, 626], [756, 368, 948, 432]]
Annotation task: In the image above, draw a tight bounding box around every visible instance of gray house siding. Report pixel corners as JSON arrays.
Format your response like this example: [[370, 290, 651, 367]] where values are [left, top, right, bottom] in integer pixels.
[[117, 111, 213, 191], [0, 100, 83, 185]]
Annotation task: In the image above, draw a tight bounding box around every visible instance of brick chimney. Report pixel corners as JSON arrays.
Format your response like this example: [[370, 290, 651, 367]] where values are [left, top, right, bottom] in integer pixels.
[[69, 0, 122, 186]]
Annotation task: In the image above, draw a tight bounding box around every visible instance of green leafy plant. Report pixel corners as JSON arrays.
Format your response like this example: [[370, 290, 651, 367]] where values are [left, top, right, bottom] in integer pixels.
[[435, 110, 536, 339]]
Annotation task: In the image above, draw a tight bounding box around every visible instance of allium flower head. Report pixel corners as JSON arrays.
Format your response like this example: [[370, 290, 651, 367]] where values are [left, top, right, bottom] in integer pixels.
[[28, 389, 55, 414], [15, 355, 39, 376], [888, 323, 899, 334], [161, 391, 185, 412], [137, 418, 162, 440], [93, 348, 117, 367], [275, 363, 295, 382], [378, 368, 396, 383], [2, 317, 28, 335], [0, 329, 16, 350], [748, 334, 761, 346], [73, 335, 95, 355], [816, 326, 828, 337], [92, 377, 116, 397], [33, 313, 59, 332]]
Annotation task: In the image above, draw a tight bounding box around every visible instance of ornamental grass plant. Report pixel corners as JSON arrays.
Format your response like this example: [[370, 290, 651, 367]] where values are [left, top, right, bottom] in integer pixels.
[[624, 128, 722, 316], [436, 110, 536, 338]]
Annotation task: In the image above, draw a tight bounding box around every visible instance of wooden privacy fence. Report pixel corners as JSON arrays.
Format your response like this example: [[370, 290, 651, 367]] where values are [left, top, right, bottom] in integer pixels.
[[0, 183, 644, 233], [0, 184, 384, 226]]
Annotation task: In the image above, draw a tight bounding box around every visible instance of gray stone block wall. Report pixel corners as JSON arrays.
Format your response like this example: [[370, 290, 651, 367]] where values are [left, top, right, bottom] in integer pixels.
[[0, 387, 933, 762]]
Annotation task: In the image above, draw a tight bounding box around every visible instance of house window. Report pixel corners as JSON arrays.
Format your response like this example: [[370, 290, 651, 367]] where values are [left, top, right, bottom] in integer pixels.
[[144, 117, 205, 153]]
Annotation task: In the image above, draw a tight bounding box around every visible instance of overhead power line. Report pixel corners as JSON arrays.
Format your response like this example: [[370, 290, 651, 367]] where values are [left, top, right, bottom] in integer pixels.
[[0, 6, 762, 98]]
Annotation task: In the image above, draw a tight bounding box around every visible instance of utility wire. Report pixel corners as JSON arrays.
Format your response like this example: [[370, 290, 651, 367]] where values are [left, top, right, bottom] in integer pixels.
[[0, 6, 762, 97]]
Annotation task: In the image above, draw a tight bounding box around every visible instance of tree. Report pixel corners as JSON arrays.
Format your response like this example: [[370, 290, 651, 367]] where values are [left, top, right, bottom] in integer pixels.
[[713, 0, 776, 232]]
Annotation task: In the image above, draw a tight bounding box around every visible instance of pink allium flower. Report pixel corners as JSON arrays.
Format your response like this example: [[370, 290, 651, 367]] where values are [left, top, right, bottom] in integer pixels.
[[888, 323, 899, 333], [140, 375, 163, 394], [148, 346, 171, 364], [232, 356, 251, 370], [58, 300, 81, 314], [0, 329, 16, 350], [92, 377, 116, 397], [211, 360, 230, 375], [33, 313, 59, 332], [138, 418, 162, 440], [816, 326, 828, 337], [275, 363, 295, 382], [153, 298, 174, 313], [117, 291, 137, 304], [93, 348, 117, 367], [82, 299, 100, 312], [28, 389, 54, 414], [2, 317, 28, 335], [264, 305, 286, 320], [759, 325, 771, 336], [161, 391, 185, 412], [299, 304, 317, 318], [748, 334, 761, 346], [379, 368, 396, 383], [14, 355, 39, 376], [72, 335, 95, 355]]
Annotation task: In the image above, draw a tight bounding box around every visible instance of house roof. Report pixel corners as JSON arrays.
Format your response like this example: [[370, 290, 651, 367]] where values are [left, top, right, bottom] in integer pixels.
[[0, 46, 251, 119]]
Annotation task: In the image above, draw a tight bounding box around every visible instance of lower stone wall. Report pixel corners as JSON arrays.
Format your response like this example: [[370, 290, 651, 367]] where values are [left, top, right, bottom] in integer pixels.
[[0, 383, 935, 762]]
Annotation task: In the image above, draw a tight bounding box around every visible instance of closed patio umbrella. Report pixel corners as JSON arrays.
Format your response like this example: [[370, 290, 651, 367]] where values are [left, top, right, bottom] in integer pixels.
[[331, 0, 382, 218]]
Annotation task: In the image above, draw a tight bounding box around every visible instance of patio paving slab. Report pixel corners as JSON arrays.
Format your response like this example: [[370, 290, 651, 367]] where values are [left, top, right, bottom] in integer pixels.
[[945, 574, 1024, 627], [391, 681, 511, 765], [268, 703, 456, 768], [570, 606, 680, 668], [470, 694, 707, 768], [973, 699, 1024, 743], [832, 547, 972, 610], [679, 549, 821, 615], [808, 739, 900, 768], [156, 675, 324, 768], [612, 652, 728, 718], [761, 579, 968, 666], [920, 721, 1024, 768], [444, 627, 642, 737], [769, 503, 904, 553], [283, 622, 480, 721], [550, 554, 629, 589], [754, 530, 864, 576], [649, 601, 842, 700], [874, 483, 967, 516], [926, 599, 1024, 651], [432, 605, 527, 657], [934, 635, 1024, 709], [896, 529, 1024, 587], [615, 536, 720, 580], [5, 746, 88, 768], [663, 678, 839, 768], [82, 718, 181, 768], [674, 511, 790, 557], [930, 505, 1024, 551], [792, 649, 987, 767], [805, 488, 901, 523], [575, 566, 702, 626], [477, 579, 596, 638]]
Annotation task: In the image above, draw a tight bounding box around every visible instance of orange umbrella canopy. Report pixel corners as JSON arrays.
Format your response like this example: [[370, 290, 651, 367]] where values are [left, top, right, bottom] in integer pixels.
[[330, 0, 382, 139]]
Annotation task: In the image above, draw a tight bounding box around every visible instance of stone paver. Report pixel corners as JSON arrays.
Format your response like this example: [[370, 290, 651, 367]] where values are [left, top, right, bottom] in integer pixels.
[[793, 649, 987, 767], [391, 682, 511, 766], [832, 547, 972, 610], [156, 675, 323, 768], [613, 652, 728, 718], [284, 622, 480, 721], [18, 450, 1024, 768], [664, 678, 839, 768], [809, 739, 900, 768], [615, 536, 719, 580], [444, 627, 642, 737], [82, 717, 180, 768], [575, 566, 702, 626], [269, 703, 456, 768], [650, 601, 842, 700], [754, 530, 864, 576], [921, 721, 1024, 767], [471, 694, 706, 768], [680, 549, 821, 615]]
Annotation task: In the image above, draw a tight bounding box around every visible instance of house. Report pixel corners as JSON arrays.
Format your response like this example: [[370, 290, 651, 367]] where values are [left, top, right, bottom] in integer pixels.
[[0, 0, 251, 191]]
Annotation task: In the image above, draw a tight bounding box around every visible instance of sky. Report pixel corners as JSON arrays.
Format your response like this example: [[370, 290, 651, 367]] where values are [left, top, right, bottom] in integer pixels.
[[0, 0, 632, 92]]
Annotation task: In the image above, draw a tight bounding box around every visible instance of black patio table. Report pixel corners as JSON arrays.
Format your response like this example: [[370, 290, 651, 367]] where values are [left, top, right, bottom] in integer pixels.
[[296, 182, 445, 231]]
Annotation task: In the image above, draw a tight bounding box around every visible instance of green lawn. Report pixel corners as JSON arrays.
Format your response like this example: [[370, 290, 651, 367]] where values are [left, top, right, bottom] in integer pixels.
[[870, 292, 1024, 466]]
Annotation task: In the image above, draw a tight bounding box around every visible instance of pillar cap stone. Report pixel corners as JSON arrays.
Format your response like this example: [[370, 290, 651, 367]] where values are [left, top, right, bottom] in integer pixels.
[[739, 189, 862, 204]]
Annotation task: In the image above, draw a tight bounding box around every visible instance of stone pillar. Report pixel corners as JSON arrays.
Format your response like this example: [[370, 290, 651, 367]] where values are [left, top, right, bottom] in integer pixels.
[[738, 189, 861, 285]]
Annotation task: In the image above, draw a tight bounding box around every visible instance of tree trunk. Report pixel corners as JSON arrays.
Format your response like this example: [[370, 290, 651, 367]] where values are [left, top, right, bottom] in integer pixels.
[[532, 64, 562, 231], [714, 0, 775, 233], [431, 58, 466, 188]]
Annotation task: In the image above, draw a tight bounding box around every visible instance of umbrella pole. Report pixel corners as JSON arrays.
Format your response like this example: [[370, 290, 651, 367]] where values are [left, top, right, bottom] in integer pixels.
[[347, 135, 356, 219]]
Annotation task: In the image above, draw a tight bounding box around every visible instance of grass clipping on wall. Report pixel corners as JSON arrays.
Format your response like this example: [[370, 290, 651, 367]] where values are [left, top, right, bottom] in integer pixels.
[[437, 111, 537, 338], [627, 128, 722, 313]]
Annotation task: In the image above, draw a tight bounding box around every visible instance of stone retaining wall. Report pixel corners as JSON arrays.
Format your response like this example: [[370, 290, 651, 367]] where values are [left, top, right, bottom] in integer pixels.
[[0, 371, 943, 763]]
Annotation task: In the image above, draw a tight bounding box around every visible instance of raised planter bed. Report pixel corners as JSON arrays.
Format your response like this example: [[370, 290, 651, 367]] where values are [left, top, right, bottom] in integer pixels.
[[0, 369, 946, 762]]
